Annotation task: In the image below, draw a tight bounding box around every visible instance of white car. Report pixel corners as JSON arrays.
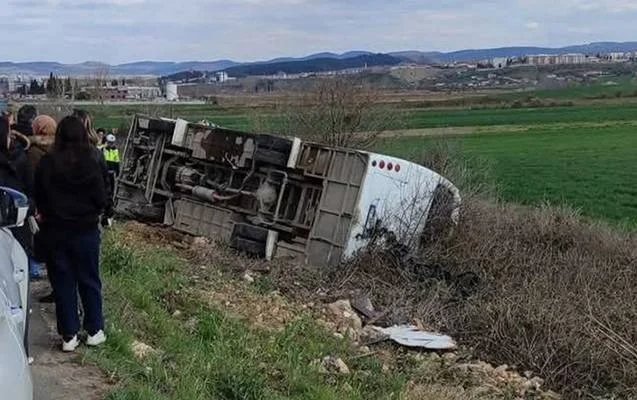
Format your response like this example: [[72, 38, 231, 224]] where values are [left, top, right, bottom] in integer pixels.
[[0, 186, 33, 400]]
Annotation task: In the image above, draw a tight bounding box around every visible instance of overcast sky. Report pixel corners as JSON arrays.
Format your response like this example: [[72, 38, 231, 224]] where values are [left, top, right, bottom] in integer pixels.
[[2, 0, 637, 64]]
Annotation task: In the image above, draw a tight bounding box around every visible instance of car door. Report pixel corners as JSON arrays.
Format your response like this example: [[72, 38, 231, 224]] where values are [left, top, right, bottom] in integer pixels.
[[0, 227, 33, 400], [0, 228, 27, 336]]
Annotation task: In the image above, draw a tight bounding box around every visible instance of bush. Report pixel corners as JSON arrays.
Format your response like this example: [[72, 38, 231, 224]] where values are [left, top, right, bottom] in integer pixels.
[[269, 145, 637, 399], [424, 201, 637, 398]]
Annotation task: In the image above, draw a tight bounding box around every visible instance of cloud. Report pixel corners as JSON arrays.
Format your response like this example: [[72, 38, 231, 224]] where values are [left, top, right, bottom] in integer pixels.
[[576, 0, 637, 12], [525, 21, 540, 30], [2, 0, 637, 63]]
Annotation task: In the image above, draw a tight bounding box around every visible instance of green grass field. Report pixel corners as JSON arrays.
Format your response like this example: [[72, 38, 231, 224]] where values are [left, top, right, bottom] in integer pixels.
[[402, 103, 637, 129], [92, 102, 637, 133], [380, 125, 637, 226]]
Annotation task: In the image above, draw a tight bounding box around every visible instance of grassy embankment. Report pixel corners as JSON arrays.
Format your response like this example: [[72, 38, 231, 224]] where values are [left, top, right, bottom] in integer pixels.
[[87, 227, 409, 400]]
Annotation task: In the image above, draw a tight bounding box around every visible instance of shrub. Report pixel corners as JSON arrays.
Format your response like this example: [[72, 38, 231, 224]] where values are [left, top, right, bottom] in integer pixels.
[[424, 200, 637, 398], [270, 145, 637, 398]]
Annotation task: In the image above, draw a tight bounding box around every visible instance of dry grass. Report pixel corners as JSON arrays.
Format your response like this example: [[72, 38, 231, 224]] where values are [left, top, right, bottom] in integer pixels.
[[266, 145, 637, 398], [403, 382, 495, 400], [269, 200, 637, 398]]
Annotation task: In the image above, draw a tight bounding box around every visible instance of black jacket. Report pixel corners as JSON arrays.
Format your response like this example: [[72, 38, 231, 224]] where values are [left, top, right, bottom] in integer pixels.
[[35, 152, 108, 231], [0, 150, 34, 255], [12, 122, 33, 137], [95, 147, 114, 217]]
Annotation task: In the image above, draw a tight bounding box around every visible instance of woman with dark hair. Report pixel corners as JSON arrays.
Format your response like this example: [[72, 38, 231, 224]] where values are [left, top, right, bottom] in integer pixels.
[[72, 109, 114, 220], [0, 115, 33, 267], [34, 116, 107, 352], [14, 105, 38, 137]]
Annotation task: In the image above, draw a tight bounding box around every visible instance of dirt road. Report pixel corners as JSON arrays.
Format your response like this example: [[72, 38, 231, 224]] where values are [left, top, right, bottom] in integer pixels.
[[29, 280, 110, 400]]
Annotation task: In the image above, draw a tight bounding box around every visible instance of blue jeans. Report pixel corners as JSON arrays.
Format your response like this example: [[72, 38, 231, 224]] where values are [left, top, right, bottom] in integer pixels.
[[48, 227, 104, 336], [29, 258, 41, 279]]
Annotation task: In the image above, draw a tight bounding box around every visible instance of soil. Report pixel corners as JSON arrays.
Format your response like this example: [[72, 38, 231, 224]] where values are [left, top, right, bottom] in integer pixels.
[[29, 279, 112, 400]]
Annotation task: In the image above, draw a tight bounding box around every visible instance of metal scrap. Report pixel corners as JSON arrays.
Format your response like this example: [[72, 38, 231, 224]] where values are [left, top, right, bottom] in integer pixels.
[[371, 324, 457, 350]]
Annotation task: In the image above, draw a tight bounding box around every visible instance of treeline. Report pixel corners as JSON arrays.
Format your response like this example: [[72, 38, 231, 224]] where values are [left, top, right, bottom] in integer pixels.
[[20, 72, 78, 97]]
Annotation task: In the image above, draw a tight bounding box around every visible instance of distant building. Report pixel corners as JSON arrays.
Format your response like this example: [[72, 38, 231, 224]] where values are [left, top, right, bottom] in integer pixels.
[[125, 86, 161, 99], [171, 83, 218, 100], [84, 86, 127, 100], [527, 53, 587, 66], [558, 53, 587, 64], [215, 71, 229, 83], [608, 52, 629, 61], [492, 57, 509, 69], [166, 82, 178, 101]]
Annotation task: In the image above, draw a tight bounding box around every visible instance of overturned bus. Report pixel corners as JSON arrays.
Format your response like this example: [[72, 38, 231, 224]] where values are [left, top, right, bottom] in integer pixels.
[[114, 115, 461, 267]]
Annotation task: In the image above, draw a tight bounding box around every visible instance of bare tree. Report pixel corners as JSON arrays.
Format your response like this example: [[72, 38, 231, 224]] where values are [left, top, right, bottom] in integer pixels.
[[91, 65, 111, 104], [278, 77, 398, 149]]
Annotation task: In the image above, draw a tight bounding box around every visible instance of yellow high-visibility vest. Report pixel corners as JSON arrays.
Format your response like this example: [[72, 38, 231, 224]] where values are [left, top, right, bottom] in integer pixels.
[[103, 148, 120, 163]]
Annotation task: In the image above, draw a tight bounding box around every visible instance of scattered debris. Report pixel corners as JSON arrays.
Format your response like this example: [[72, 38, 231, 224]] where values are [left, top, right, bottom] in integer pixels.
[[326, 299, 363, 333], [373, 325, 456, 350], [312, 356, 351, 375], [243, 271, 255, 283], [193, 284, 296, 331], [359, 324, 390, 344], [184, 317, 198, 331], [350, 294, 380, 321], [172, 310, 182, 317], [131, 340, 157, 359], [451, 360, 559, 399]]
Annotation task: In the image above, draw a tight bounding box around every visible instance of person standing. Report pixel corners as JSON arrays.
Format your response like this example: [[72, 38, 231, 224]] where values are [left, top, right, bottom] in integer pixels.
[[34, 116, 107, 352], [0, 116, 34, 273], [103, 134, 120, 200], [71, 109, 114, 224], [0, 115, 35, 358], [96, 128, 106, 150], [12, 105, 37, 137], [28, 115, 58, 299]]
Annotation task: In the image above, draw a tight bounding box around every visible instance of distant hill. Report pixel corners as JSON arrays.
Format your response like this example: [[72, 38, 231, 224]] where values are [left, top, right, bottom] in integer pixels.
[[420, 42, 637, 62], [261, 51, 373, 64], [4, 42, 637, 77], [0, 60, 239, 77], [223, 54, 402, 77], [389, 51, 440, 63]]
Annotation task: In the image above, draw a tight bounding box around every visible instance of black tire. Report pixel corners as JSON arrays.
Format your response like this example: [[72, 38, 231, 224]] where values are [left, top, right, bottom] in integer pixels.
[[148, 119, 176, 134], [256, 135, 292, 153], [254, 148, 288, 167], [232, 223, 269, 243], [234, 237, 266, 257]]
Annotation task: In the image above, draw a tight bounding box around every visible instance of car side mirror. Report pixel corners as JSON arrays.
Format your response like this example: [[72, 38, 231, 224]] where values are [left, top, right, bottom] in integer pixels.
[[0, 187, 29, 228]]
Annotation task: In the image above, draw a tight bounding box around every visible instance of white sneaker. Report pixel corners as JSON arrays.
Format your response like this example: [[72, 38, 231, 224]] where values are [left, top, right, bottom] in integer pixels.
[[87, 330, 107, 347], [62, 335, 79, 352]]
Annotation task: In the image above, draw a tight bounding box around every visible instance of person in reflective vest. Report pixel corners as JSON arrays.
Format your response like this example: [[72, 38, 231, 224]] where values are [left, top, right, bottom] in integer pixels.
[[96, 128, 106, 150], [103, 134, 120, 199]]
